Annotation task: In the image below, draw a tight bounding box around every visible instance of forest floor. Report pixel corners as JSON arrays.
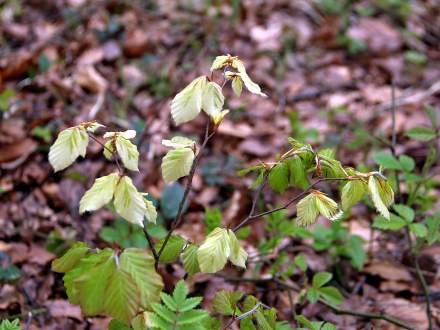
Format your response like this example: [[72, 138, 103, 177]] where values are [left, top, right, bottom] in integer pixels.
[[0, 1, 439, 329]]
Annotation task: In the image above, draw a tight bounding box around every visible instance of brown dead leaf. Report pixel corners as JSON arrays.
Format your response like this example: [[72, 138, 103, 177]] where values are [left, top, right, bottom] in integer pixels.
[[0, 138, 37, 164], [28, 244, 55, 265], [377, 298, 429, 330], [45, 299, 82, 320], [364, 261, 412, 281], [75, 65, 107, 94]]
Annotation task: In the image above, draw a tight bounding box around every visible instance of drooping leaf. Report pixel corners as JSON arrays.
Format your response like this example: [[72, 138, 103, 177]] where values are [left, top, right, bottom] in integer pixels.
[[314, 193, 342, 221], [182, 244, 200, 275], [368, 175, 394, 220], [115, 135, 139, 171], [201, 81, 224, 118], [232, 59, 267, 97], [171, 76, 207, 125], [197, 227, 230, 273], [341, 180, 367, 210], [161, 146, 195, 184], [144, 197, 157, 224], [227, 230, 248, 268], [268, 162, 289, 193], [49, 126, 89, 172], [231, 76, 243, 96], [103, 140, 115, 160], [296, 194, 319, 226], [79, 173, 119, 214], [114, 176, 147, 227], [155, 235, 186, 263]]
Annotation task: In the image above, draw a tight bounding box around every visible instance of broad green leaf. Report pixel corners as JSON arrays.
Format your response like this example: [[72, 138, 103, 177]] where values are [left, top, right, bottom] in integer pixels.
[[115, 135, 139, 171], [161, 148, 195, 183], [162, 136, 195, 149], [399, 155, 415, 172], [201, 81, 224, 117], [312, 271, 332, 288], [79, 173, 119, 214], [155, 235, 186, 263], [372, 214, 407, 230], [212, 290, 243, 316], [409, 223, 428, 238], [228, 230, 248, 268], [49, 126, 88, 172], [114, 176, 147, 227], [52, 242, 89, 273], [104, 265, 140, 324], [268, 162, 289, 193], [368, 176, 394, 220], [182, 244, 200, 275], [306, 287, 320, 304], [171, 76, 207, 125], [296, 194, 319, 226], [393, 204, 414, 222], [197, 227, 230, 273], [319, 156, 347, 178], [341, 179, 367, 210], [319, 286, 343, 305], [119, 248, 163, 309], [314, 193, 342, 221], [373, 152, 401, 170], [406, 126, 436, 141], [231, 76, 243, 96], [286, 155, 309, 189]]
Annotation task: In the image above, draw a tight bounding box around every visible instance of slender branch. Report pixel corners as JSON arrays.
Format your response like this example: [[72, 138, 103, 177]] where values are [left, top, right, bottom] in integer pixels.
[[156, 121, 216, 267], [87, 132, 123, 174], [233, 177, 352, 232], [143, 225, 159, 261]]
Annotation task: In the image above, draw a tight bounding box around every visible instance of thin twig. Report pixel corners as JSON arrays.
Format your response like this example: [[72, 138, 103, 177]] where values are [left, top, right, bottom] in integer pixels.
[[233, 177, 353, 232], [143, 225, 159, 261], [87, 132, 123, 174], [156, 121, 216, 267]]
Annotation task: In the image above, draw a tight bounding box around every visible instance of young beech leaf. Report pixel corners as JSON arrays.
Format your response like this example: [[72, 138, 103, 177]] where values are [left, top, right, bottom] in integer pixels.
[[228, 230, 248, 268], [210, 55, 232, 71], [314, 193, 341, 221], [231, 76, 243, 96], [268, 162, 289, 193], [211, 109, 230, 125], [114, 176, 148, 227], [49, 126, 88, 172], [341, 180, 367, 210], [161, 143, 195, 183], [51, 242, 89, 273], [104, 130, 139, 171], [197, 227, 230, 273], [162, 136, 195, 149], [171, 76, 207, 125], [182, 244, 200, 275], [79, 173, 119, 214], [286, 155, 309, 189], [103, 140, 114, 160], [212, 290, 244, 316], [368, 175, 394, 220], [296, 194, 320, 226], [155, 235, 186, 263], [201, 81, 224, 118], [144, 197, 157, 224]]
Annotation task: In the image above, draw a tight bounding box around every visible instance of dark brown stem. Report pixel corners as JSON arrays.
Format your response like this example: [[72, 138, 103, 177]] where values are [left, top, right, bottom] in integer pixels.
[[143, 226, 159, 261], [156, 121, 216, 268], [233, 177, 352, 232]]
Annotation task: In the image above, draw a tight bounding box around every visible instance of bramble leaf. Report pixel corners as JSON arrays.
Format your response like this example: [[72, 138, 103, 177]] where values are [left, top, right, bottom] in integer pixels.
[[79, 173, 119, 214]]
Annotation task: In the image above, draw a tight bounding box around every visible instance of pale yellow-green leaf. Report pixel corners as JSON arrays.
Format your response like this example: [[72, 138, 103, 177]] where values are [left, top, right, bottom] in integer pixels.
[[171, 76, 207, 125], [103, 140, 114, 160], [211, 110, 229, 125], [227, 230, 247, 268], [79, 173, 119, 214], [341, 180, 368, 210], [210, 55, 231, 71], [161, 148, 195, 183], [231, 76, 243, 96], [103, 130, 136, 139], [115, 136, 139, 171], [368, 176, 394, 220], [296, 194, 319, 226], [315, 193, 342, 221], [144, 198, 157, 224], [202, 81, 224, 117], [49, 126, 89, 172], [197, 227, 230, 273], [182, 244, 200, 275], [238, 72, 267, 97], [162, 136, 195, 149], [114, 176, 147, 227]]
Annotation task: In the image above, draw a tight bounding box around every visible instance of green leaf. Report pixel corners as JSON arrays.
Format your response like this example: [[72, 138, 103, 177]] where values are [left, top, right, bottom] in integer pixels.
[[114, 176, 148, 227], [406, 127, 436, 141], [119, 248, 163, 310], [201, 81, 224, 118], [114, 133, 139, 171], [231, 76, 243, 97], [373, 152, 401, 170], [49, 126, 88, 172], [372, 214, 407, 230], [306, 287, 320, 304], [368, 176, 394, 220], [314, 193, 342, 221], [228, 230, 248, 268], [204, 208, 222, 233], [161, 147, 195, 183], [313, 272, 332, 288], [176, 309, 209, 325], [341, 180, 367, 210], [155, 235, 186, 263], [426, 214, 440, 245], [393, 204, 414, 222], [319, 286, 343, 305], [161, 293, 178, 311], [180, 297, 203, 312], [52, 242, 90, 273], [296, 194, 319, 226], [173, 280, 188, 306], [108, 319, 131, 330], [399, 155, 415, 172], [345, 236, 366, 270], [409, 223, 428, 238], [268, 162, 289, 193], [197, 227, 230, 273], [286, 155, 309, 189], [171, 76, 207, 125], [182, 244, 200, 275], [0, 319, 21, 330], [212, 290, 243, 316], [79, 173, 119, 214], [294, 255, 308, 272]]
